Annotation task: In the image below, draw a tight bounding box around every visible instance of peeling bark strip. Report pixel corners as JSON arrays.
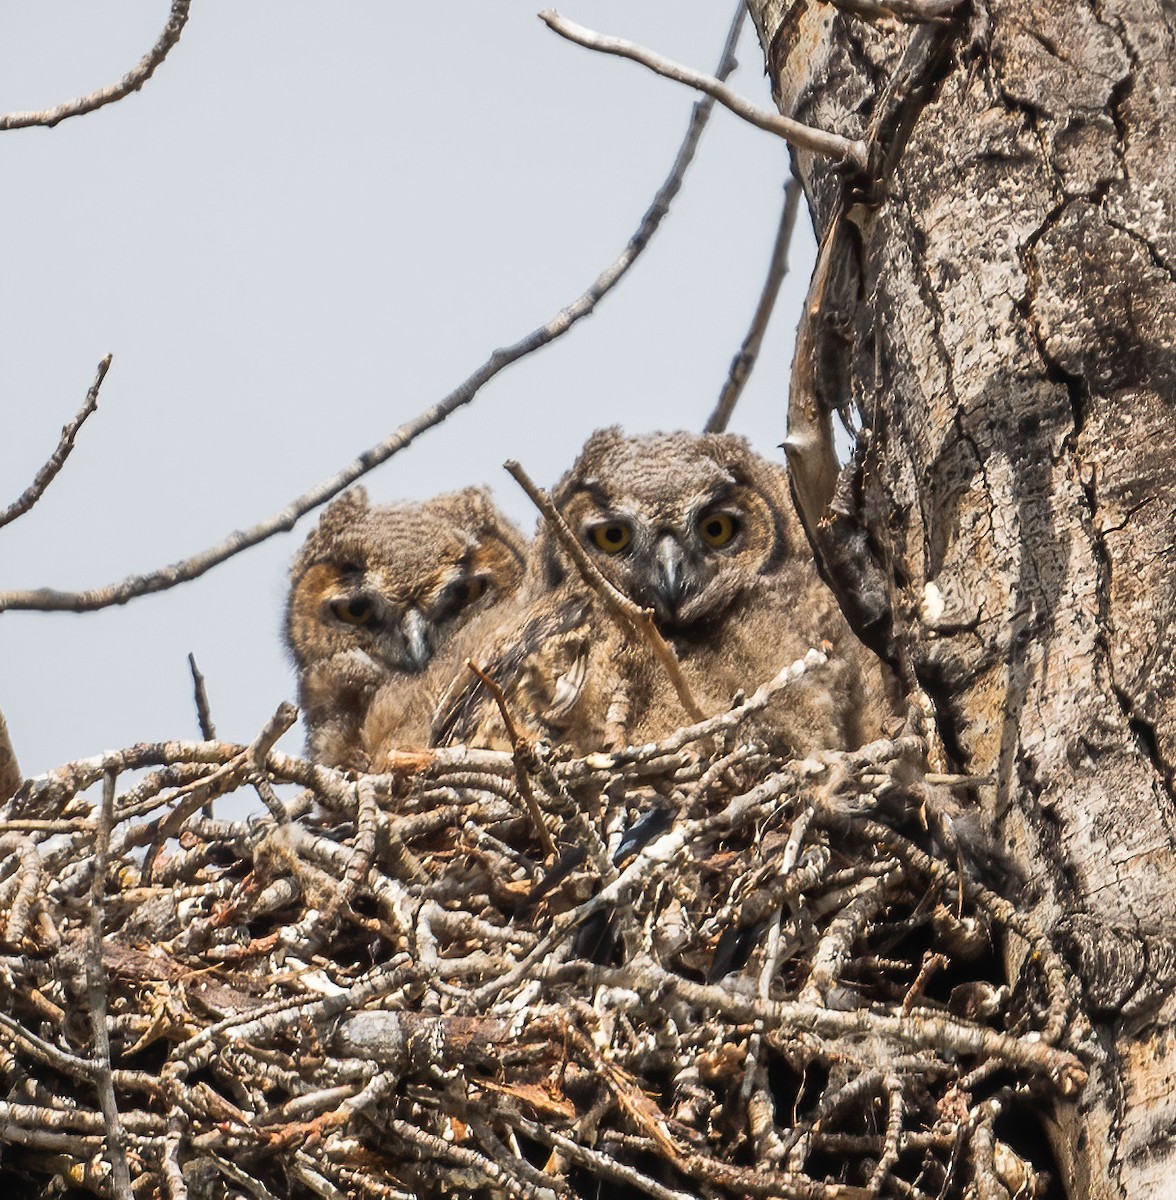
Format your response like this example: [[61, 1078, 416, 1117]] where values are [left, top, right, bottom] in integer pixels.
[[747, 1, 1176, 1195]]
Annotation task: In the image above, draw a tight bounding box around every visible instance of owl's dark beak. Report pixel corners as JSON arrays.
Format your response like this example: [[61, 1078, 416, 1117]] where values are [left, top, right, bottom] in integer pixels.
[[653, 535, 688, 614], [401, 608, 433, 671]]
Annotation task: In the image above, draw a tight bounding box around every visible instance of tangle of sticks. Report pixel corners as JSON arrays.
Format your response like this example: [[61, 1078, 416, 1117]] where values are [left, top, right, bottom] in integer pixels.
[[0, 650, 1083, 1200]]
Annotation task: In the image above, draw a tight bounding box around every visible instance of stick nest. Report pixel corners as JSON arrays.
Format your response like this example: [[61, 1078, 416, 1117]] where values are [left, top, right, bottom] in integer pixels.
[[0, 655, 1084, 1200]]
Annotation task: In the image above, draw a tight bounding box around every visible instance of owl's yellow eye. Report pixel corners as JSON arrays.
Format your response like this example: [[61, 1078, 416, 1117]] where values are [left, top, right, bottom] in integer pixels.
[[331, 596, 375, 625], [698, 512, 738, 548], [590, 522, 631, 554]]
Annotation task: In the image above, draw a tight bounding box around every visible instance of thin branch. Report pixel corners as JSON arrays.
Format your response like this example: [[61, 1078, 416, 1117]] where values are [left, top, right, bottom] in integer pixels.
[[504, 460, 705, 724], [505, 1111, 697, 1200], [87, 771, 133, 1200], [0, 2, 191, 131], [705, 179, 803, 433], [0, 833, 42, 945], [186, 653, 216, 741], [0, 10, 745, 616], [0, 355, 111, 530], [560, 957, 1088, 1096], [465, 660, 557, 861], [603, 647, 829, 765], [540, 10, 870, 171]]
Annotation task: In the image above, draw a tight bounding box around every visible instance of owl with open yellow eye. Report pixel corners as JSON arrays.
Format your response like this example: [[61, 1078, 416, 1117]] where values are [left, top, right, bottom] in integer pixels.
[[424, 429, 895, 758], [285, 486, 526, 769]]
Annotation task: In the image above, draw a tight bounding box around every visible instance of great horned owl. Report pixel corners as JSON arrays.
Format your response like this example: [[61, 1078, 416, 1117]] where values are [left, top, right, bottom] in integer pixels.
[[285, 486, 526, 769], [431, 429, 895, 756]]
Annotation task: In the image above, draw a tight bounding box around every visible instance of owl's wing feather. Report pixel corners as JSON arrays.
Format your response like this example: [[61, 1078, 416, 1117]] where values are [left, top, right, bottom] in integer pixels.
[[430, 591, 592, 747]]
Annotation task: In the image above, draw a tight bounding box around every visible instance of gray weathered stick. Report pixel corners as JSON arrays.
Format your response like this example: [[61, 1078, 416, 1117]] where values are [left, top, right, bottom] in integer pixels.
[[540, 10, 870, 170], [86, 771, 133, 1199], [0, 355, 111, 530], [0, 2, 191, 131]]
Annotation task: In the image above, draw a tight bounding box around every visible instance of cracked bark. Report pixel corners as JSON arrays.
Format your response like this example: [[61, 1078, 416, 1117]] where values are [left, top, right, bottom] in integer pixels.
[[748, 1, 1176, 1196]]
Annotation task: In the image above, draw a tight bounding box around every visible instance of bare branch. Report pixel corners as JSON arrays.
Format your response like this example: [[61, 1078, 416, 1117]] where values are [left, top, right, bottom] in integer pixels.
[[186, 653, 216, 742], [0, 2, 191, 132], [0, 12, 745, 616], [0, 355, 111, 530], [0, 833, 41, 945], [504, 459, 705, 723], [705, 179, 803, 433], [540, 10, 870, 171]]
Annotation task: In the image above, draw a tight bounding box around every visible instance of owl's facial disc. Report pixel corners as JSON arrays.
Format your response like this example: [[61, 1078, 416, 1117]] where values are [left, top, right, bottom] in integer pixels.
[[324, 584, 433, 673], [636, 504, 747, 630], [394, 568, 493, 673]]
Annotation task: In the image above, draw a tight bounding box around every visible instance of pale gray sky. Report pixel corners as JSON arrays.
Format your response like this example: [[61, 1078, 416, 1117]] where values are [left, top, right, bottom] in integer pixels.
[[0, 1, 817, 780]]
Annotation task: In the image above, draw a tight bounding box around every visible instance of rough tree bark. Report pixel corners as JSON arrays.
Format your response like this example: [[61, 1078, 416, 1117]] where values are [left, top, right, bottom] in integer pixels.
[[747, 1, 1176, 1196]]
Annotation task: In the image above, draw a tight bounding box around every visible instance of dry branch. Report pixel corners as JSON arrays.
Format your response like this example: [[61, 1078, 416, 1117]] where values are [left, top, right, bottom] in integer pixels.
[[0, 1, 191, 131], [85, 771, 132, 1200], [0, 354, 111, 530], [706, 178, 803, 433], [540, 10, 870, 170], [186, 653, 216, 741], [465, 658, 557, 861], [819, 0, 962, 21], [0, 6, 745, 617]]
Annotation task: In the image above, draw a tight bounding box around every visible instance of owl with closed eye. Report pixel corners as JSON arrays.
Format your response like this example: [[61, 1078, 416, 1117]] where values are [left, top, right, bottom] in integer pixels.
[[285, 486, 526, 769], [430, 429, 895, 756]]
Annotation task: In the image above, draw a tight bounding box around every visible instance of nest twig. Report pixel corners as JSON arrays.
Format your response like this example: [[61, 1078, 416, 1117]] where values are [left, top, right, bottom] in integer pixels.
[[0, 657, 1082, 1199]]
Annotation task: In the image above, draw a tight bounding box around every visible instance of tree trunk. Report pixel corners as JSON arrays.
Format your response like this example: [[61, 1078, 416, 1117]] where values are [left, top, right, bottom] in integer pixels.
[[747, 1, 1176, 1195]]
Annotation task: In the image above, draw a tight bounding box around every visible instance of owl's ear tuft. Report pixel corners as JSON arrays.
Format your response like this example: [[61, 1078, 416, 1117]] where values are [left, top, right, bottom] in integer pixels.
[[450, 486, 502, 531], [454, 487, 528, 578], [318, 487, 370, 529], [290, 488, 370, 578]]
